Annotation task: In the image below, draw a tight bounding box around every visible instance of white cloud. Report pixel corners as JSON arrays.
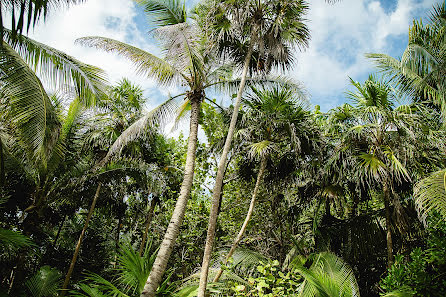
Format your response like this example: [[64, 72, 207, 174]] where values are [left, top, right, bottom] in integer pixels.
[[291, 0, 437, 111], [27, 0, 161, 106], [24, 0, 438, 114]]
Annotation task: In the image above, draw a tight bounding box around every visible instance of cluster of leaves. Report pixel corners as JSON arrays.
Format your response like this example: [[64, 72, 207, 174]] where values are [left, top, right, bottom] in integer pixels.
[[380, 214, 446, 297], [229, 260, 301, 297]]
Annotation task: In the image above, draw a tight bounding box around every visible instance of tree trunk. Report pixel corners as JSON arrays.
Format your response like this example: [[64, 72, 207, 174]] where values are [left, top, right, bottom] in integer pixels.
[[383, 183, 394, 268], [52, 214, 66, 250], [60, 183, 102, 296], [196, 40, 254, 297], [139, 197, 157, 256], [0, 138, 5, 187], [140, 96, 201, 297], [213, 156, 267, 283]]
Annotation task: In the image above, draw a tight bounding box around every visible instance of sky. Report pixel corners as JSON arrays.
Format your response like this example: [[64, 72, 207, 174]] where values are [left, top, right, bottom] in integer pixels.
[[25, 0, 439, 113]]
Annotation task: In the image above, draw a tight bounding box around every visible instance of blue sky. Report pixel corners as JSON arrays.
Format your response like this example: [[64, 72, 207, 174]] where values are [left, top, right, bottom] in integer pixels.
[[27, 0, 439, 113]]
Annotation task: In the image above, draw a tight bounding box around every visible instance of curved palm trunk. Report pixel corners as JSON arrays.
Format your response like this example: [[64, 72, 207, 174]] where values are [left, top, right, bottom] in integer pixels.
[[197, 44, 254, 297], [383, 183, 394, 268], [139, 197, 157, 256], [213, 156, 267, 282], [60, 183, 102, 296], [140, 97, 201, 297]]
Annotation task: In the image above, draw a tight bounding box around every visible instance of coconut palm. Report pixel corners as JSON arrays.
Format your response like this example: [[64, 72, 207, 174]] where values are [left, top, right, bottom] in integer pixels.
[[212, 85, 313, 282], [76, 1, 240, 295], [197, 0, 310, 295]]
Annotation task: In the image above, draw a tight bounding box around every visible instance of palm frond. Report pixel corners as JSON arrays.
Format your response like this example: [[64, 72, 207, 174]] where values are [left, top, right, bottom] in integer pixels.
[[76, 36, 181, 86], [292, 252, 360, 297], [136, 0, 187, 27], [414, 169, 446, 223], [0, 227, 34, 252], [104, 95, 181, 162], [25, 266, 61, 297], [0, 41, 58, 167], [4, 29, 108, 106]]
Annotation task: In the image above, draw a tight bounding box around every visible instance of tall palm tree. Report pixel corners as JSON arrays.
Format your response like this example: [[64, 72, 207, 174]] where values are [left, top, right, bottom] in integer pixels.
[[212, 85, 313, 283], [76, 1, 238, 295], [197, 0, 310, 295], [334, 75, 426, 267]]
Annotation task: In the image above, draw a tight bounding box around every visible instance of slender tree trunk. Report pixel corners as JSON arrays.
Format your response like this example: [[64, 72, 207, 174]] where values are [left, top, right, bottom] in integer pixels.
[[60, 183, 102, 296], [140, 96, 201, 297], [383, 183, 393, 268], [213, 157, 267, 282], [0, 138, 5, 187], [139, 197, 157, 256], [197, 41, 254, 297], [52, 214, 66, 249]]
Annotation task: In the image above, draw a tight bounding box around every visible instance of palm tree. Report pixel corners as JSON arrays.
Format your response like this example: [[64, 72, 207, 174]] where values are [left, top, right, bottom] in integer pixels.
[[197, 0, 310, 295], [335, 75, 426, 267], [212, 85, 312, 282], [367, 3, 446, 225], [366, 2, 446, 115], [76, 1, 238, 295], [60, 79, 154, 295]]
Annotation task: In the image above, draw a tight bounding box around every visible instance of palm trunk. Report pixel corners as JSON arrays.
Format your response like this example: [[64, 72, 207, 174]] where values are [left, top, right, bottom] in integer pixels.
[[213, 156, 267, 282], [0, 138, 5, 187], [383, 183, 393, 268], [139, 197, 157, 256], [60, 183, 102, 296], [197, 42, 254, 297], [140, 96, 201, 297], [52, 214, 66, 250]]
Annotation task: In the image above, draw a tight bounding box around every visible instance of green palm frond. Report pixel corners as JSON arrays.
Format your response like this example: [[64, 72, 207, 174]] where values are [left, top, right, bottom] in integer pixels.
[[76, 36, 181, 86], [0, 227, 34, 253], [0, 41, 58, 166], [381, 287, 415, 297], [77, 272, 129, 297], [136, 0, 187, 27], [104, 95, 181, 161], [25, 266, 61, 297], [3, 29, 108, 106], [116, 243, 156, 294], [358, 153, 387, 183], [292, 252, 360, 297], [382, 146, 411, 182], [248, 140, 274, 158], [414, 169, 446, 222]]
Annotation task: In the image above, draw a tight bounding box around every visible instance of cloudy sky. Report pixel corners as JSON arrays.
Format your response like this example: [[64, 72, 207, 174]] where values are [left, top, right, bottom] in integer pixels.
[[27, 0, 438, 112]]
